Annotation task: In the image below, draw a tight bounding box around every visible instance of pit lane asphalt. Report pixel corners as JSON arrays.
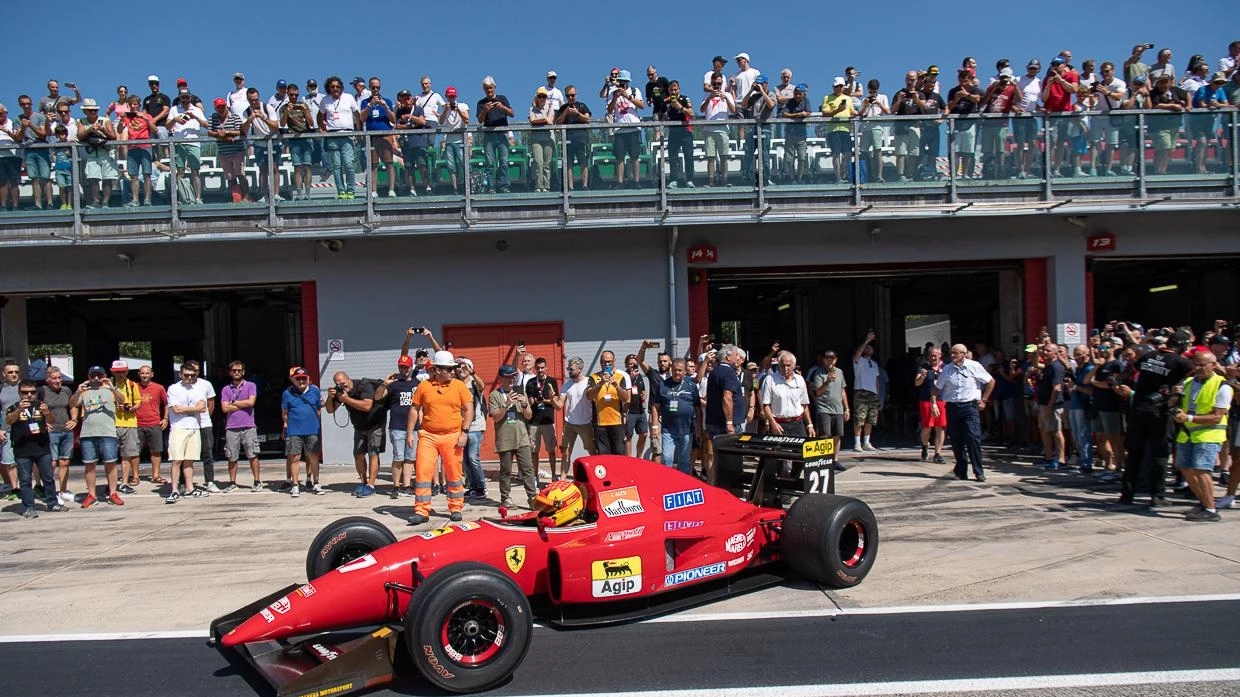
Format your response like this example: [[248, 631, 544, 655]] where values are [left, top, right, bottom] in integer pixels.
[[2, 599, 1237, 696]]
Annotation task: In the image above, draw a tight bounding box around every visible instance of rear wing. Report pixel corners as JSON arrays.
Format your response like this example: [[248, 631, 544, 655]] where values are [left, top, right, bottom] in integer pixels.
[[713, 434, 839, 508]]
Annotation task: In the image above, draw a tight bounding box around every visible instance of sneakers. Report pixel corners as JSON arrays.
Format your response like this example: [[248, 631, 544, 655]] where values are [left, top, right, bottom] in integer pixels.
[[933, 454, 945, 465], [108, 492, 125, 506], [1184, 507, 1221, 522], [290, 485, 301, 498], [47, 503, 68, 512], [252, 481, 263, 492], [1217, 495, 1236, 509], [359, 483, 375, 497], [921, 445, 928, 461], [853, 445, 863, 453], [352, 484, 365, 497], [390, 487, 401, 500], [81, 493, 98, 509], [449, 512, 463, 522], [165, 491, 179, 504], [223, 482, 238, 493], [312, 483, 324, 496], [863, 443, 878, 451], [22, 507, 38, 519], [408, 514, 429, 526], [58, 491, 75, 506], [205, 482, 222, 494], [118, 483, 136, 495], [187, 489, 208, 498]]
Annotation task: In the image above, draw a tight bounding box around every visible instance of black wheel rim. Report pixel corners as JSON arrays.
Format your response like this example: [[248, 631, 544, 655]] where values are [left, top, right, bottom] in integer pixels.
[[439, 599, 505, 665]]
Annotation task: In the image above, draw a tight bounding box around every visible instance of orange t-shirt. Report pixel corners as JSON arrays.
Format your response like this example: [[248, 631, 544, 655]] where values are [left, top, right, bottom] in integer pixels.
[[412, 378, 472, 435]]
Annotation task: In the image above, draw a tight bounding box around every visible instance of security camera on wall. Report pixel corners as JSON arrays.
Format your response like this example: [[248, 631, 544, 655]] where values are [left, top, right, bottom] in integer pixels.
[[320, 239, 344, 253]]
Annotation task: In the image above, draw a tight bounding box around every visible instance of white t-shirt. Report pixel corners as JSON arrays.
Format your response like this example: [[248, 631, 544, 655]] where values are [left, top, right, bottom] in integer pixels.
[[194, 379, 216, 428], [167, 381, 205, 430], [416, 91, 445, 124], [227, 88, 248, 118], [245, 105, 276, 138], [704, 93, 735, 124], [861, 93, 890, 117], [320, 93, 360, 131], [266, 94, 288, 120], [1097, 77, 1126, 113], [761, 371, 810, 418], [1016, 75, 1041, 111], [168, 105, 205, 138], [544, 86, 565, 114], [732, 67, 761, 101], [560, 377, 592, 426], [439, 102, 469, 142], [304, 92, 323, 121], [853, 355, 881, 393], [609, 87, 642, 125]]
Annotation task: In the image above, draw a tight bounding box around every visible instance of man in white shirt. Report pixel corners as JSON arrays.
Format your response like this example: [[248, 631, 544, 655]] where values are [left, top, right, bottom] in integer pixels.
[[761, 351, 814, 439], [317, 76, 361, 199], [852, 332, 882, 452], [164, 361, 207, 503], [932, 344, 995, 482], [554, 357, 595, 459], [227, 72, 249, 118], [543, 71, 565, 113], [167, 88, 209, 204], [700, 73, 736, 187], [1014, 60, 1043, 177], [1092, 62, 1126, 175]]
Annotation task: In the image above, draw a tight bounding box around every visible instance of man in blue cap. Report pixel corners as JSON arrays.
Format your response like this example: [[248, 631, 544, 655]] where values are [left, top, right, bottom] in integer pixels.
[[489, 364, 538, 508], [741, 75, 776, 184]]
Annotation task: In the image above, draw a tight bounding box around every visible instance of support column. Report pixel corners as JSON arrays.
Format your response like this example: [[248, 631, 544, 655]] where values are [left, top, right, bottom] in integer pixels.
[[0, 296, 29, 372], [687, 268, 709, 353], [1023, 258, 1048, 342], [1047, 251, 1088, 339]]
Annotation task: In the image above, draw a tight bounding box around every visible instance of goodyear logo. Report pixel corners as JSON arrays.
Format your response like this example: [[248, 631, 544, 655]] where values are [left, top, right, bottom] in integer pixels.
[[663, 488, 704, 511], [664, 562, 726, 587], [802, 438, 835, 458], [591, 556, 642, 598]]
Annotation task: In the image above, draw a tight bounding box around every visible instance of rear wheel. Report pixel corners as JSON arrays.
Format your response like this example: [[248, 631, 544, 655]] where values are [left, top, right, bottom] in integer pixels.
[[782, 494, 878, 588], [405, 562, 533, 693], [305, 516, 396, 580]]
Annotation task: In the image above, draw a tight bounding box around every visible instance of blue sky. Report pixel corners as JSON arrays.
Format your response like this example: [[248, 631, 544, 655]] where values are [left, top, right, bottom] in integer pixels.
[[4, 2, 1235, 110]]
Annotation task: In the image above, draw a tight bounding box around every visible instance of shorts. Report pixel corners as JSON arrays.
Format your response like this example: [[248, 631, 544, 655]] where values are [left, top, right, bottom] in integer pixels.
[[218, 152, 244, 178], [1011, 117, 1039, 145], [389, 428, 417, 461], [1092, 116, 1119, 147], [561, 422, 595, 454], [0, 156, 20, 183], [1115, 117, 1140, 147], [80, 435, 119, 464], [861, 124, 886, 151], [138, 425, 164, 453], [1038, 404, 1065, 432], [0, 430, 13, 465], [1187, 114, 1215, 141], [625, 411, 650, 438], [287, 139, 313, 166], [893, 129, 920, 156], [224, 427, 260, 461], [84, 152, 119, 180], [919, 400, 947, 428], [354, 427, 385, 455], [1095, 411, 1124, 435], [126, 148, 153, 177], [174, 142, 201, 170], [167, 429, 201, 461], [1175, 440, 1222, 471], [55, 169, 73, 188], [528, 423, 556, 453], [24, 150, 51, 179], [400, 143, 430, 166], [853, 390, 881, 426], [979, 122, 1008, 154], [566, 141, 588, 166], [703, 129, 730, 158], [116, 427, 140, 458], [613, 129, 640, 162], [953, 124, 977, 153], [1151, 129, 1175, 152], [369, 134, 397, 160], [827, 130, 852, 156], [286, 434, 321, 457], [49, 431, 75, 461]]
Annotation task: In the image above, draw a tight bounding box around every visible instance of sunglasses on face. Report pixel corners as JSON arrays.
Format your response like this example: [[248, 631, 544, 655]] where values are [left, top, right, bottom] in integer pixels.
[[19, 390, 37, 396]]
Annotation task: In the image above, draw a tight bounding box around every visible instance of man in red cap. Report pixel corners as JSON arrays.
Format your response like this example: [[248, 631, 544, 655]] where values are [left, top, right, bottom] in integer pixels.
[[280, 366, 322, 496], [374, 354, 419, 498], [174, 78, 202, 109], [208, 97, 247, 202], [110, 359, 142, 494], [437, 86, 469, 193]]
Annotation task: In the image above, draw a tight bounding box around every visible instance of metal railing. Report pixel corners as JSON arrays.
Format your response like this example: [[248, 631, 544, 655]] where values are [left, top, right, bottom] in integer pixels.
[[1, 108, 1236, 243]]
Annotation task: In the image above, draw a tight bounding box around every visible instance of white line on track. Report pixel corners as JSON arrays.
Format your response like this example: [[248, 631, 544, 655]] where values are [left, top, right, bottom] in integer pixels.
[[4, 593, 1238, 643], [502, 669, 1240, 697]]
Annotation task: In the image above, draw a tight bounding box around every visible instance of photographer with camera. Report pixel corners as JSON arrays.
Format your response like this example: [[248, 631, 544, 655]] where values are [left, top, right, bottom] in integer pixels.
[[4, 380, 64, 517], [490, 365, 538, 509], [326, 370, 384, 498], [1113, 332, 1192, 507], [71, 365, 126, 507]]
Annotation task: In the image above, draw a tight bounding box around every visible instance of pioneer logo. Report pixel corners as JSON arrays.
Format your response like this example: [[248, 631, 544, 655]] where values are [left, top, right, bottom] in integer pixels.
[[664, 562, 726, 587]]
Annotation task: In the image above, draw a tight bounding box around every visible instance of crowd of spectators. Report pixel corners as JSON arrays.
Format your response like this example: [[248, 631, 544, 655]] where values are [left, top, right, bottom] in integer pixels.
[[2, 41, 1237, 210], [3, 319, 1239, 523]]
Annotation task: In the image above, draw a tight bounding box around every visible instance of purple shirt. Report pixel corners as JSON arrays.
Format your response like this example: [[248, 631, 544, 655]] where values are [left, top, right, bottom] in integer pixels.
[[221, 380, 257, 429]]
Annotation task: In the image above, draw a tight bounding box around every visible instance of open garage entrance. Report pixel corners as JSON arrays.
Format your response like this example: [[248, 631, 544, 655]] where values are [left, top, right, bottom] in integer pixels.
[[705, 263, 1024, 443], [24, 283, 310, 455], [1091, 256, 1240, 333]]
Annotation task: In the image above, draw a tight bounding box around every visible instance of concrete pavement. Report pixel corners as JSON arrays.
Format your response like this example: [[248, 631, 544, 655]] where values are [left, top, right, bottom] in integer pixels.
[[2, 445, 1237, 635]]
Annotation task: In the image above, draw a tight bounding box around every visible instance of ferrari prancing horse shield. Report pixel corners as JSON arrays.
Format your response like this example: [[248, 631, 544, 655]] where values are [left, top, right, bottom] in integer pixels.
[[505, 545, 526, 574]]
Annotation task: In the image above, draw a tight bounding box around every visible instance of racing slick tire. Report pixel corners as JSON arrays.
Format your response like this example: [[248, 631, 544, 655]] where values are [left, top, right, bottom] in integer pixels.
[[305, 516, 397, 580], [782, 493, 878, 588], [404, 561, 533, 693]]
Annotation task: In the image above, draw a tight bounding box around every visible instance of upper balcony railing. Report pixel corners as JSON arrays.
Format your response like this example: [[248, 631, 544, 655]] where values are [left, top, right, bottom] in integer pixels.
[[2, 109, 1236, 245]]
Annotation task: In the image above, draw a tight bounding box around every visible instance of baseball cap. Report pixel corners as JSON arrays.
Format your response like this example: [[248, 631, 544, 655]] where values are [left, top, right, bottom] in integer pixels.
[[617, 70, 632, 81], [289, 366, 309, 379], [275, 79, 287, 88], [536, 87, 549, 96], [832, 76, 846, 87], [233, 72, 245, 80], [351, 76, 365, 85], [547, 70, 557, 78], [927, 65, 940, 75], [445, 86, 457, 97], [176, 77, 188, 86], [110, 360, 129, 372], [415, 349, 429, 358], [1026, 59, 1041, 69], [87, 365, 107, 377], [1169, 329, 1193, 348], [397, 355, 414, 367], [1051, 56, 1066, 65], [1000, 67, 1015, 78], [1133, 75, 1148, 85], [754, 75, 768, 85], [1208, 334, 1232, 345], [735, 52, 750, 62], [213, 97, 227, 108], [795, 83, 808, 92], [147, 74, 160, 82], [397, 89, 411, 97], [499, 365, 517, 377], [457, 357, 474, 371], [711, 56, 726, 66]]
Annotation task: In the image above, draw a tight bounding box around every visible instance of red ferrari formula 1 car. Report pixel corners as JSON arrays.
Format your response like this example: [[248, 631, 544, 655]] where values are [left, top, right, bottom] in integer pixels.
[[211, 434, 877, 697]]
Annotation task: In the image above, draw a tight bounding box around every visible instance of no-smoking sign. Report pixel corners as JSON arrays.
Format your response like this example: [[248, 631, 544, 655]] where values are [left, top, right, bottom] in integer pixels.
[[327, 338, 344, 355], [1056, 323, 1084, 345]]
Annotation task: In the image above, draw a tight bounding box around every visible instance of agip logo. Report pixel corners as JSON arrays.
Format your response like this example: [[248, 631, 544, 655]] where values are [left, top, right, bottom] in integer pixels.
[[590, 556, 642, 598]]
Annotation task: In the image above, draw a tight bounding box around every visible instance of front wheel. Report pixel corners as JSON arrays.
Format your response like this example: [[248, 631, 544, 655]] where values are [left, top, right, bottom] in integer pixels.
[[782, 494, 878, 588], [305, 516, 396, 580], [405, 562, 533, 693]]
